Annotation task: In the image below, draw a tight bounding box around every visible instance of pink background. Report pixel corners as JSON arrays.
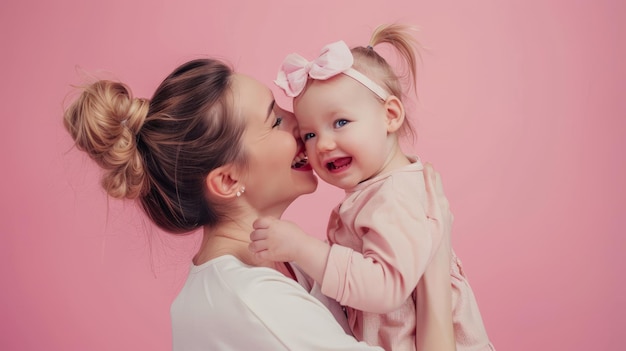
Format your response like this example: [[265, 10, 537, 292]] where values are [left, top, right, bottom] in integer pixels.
[[1, 0, 624, 350]]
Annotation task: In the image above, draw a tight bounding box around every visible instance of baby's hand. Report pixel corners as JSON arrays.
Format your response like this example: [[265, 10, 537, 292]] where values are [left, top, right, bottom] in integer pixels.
[[249, 216, 308, 262]]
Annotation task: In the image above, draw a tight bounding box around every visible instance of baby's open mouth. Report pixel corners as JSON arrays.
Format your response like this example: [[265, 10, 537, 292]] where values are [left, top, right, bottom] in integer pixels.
[[292, 150, 309, 169], [326, 157, 351, 171]]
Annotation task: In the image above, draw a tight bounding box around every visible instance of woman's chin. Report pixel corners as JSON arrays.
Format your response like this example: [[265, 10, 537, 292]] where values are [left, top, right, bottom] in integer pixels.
[[300, 173, 318, 195], [288, 164, 318, 196]]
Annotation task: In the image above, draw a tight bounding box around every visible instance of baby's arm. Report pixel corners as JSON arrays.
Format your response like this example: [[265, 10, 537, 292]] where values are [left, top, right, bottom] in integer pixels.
[[321, 178, 440, 313], [249, 216, 330, 284]]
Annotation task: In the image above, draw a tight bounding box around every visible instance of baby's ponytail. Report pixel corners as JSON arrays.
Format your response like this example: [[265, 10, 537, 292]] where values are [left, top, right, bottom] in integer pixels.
[[351, 23, 422, 140], [64, 80, 148, 199], [368, 23, 421, 95]]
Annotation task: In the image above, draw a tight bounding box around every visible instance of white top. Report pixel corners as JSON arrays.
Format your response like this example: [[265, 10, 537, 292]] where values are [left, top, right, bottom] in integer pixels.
[[171, 255, 383, 351]]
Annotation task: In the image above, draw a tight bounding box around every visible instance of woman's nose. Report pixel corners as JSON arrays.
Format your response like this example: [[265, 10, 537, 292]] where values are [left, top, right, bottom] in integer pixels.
[[282, 111, 299, 136]]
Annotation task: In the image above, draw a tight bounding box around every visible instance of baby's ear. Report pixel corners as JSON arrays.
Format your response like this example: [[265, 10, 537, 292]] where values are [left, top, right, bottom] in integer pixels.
[[205, 164, 242, 200], [383, 95, 405, 133]]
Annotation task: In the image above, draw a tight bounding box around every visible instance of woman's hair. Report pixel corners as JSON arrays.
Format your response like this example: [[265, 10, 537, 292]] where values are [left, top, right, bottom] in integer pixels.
[[64, 59, 248, 234], [351, 23, 421, 139]]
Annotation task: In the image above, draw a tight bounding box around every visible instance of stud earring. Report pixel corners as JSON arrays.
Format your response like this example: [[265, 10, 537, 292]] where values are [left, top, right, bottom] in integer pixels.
[[236, 186, 246, 197]]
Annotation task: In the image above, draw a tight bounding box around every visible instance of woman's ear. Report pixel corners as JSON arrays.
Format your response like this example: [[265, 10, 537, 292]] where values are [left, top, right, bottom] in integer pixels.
[[383, 95, 405, 133], [205, 164, 242, 200]]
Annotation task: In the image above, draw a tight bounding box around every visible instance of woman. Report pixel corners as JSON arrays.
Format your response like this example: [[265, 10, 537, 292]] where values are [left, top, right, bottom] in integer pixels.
[[63, 58, 454, 350]]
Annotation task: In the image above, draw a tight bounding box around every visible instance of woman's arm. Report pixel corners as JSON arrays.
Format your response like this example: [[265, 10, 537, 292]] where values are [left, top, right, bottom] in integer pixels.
[[415, 163, 456, 351]]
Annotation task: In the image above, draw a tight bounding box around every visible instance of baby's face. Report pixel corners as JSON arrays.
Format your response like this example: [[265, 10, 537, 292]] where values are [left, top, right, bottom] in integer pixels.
[[293, 75, 392, 189]]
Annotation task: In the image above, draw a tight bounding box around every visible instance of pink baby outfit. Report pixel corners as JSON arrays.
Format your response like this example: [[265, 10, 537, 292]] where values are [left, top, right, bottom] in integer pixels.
[[320, 158, 494, 351]]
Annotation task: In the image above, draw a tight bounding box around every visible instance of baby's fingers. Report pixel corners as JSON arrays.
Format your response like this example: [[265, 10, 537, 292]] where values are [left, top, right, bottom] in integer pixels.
[[252, 216, 276, 230], [250, 227, 268, 242], [248, 238, 267, 254]]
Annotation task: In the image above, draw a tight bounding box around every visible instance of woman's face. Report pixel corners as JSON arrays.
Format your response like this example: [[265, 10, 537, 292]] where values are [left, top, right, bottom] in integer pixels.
[[231, 74, 317, 215]]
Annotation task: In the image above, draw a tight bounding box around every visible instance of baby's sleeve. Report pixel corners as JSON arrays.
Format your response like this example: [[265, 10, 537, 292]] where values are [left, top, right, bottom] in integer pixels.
[[321, 177, 438, 313]]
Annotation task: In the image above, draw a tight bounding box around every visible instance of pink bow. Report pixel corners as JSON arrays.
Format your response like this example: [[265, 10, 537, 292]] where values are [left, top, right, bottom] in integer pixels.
[[274, 41, 389, 100], [275, 41, 353, 97]]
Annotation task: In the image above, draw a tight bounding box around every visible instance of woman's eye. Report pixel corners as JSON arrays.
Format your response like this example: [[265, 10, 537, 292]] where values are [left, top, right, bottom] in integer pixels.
[[334, 119, 348, 128], [272, 117, 283, 128], [303, 132, 315, 141]]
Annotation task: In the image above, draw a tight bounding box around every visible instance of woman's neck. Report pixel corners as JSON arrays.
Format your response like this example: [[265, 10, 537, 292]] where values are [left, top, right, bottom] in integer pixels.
[[194, 222, 253, 266], [194, 220, 294, 279]]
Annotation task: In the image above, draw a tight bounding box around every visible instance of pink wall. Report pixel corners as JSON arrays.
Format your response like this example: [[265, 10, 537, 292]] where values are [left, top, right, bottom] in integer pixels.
[[1, 0, 623, 350]]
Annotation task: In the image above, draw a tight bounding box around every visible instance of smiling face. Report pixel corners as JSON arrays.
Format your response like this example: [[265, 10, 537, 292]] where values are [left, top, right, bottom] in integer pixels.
[[231, 74, 317, 215], [294, 75, 396, 190]]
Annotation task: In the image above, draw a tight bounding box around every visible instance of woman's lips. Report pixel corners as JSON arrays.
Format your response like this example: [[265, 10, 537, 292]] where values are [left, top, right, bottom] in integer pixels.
[[291, 148, 310, 170]]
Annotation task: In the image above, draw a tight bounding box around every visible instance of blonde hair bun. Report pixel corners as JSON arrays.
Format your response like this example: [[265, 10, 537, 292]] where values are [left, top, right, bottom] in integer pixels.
[[64, 80, 149, 199]]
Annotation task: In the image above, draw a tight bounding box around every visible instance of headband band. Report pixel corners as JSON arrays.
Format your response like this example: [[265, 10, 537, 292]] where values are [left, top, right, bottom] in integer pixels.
[[274, 40, 389, 100]]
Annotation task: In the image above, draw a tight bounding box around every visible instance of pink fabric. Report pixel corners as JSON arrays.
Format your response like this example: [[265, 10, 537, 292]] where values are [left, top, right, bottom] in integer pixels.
[[321, 158, 494, 351], [274, 40, 389, 99]]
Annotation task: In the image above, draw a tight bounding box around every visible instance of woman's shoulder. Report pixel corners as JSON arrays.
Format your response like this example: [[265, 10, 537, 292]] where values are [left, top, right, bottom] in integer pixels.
[[173, 255, 312, 325], [190, 255, 303, 294], [172, 256, 313, 350], [172, 256, 379, 351]]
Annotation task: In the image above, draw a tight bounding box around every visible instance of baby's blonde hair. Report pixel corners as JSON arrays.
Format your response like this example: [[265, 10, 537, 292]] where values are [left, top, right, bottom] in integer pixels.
[[352, 23, 421, 139]]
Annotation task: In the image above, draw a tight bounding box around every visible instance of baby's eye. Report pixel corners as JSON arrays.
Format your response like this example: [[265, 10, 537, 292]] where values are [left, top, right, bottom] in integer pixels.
[[303, 132, 316, 141], [272, 117, 283, 128], [334, 119, 349, 128]]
